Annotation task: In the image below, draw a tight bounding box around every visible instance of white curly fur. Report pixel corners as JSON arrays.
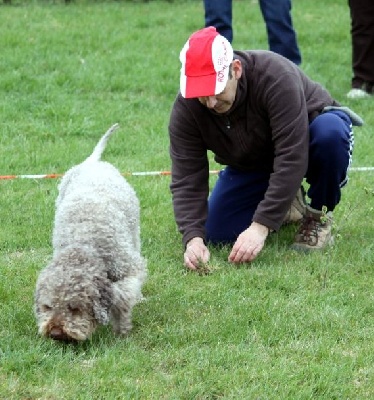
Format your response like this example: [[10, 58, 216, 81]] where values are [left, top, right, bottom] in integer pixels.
[[34, 124, 147, 342]]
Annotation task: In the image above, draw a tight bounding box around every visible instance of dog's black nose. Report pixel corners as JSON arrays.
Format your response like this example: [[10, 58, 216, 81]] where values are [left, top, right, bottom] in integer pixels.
[[49, 327, 72, 342]]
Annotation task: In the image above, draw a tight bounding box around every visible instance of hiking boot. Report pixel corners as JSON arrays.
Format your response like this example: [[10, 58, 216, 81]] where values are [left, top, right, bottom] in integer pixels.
[[291, 205, 333, 251], [283, 187, 307, 224]]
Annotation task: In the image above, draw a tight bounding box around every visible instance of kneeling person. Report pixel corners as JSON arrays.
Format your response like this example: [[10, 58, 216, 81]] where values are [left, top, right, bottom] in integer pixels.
[[169, 27, 361, 270]]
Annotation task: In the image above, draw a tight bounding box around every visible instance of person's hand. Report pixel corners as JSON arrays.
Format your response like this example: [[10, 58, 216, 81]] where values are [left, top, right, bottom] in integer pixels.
[[228, 222, 269, 263], [184, 237, 210, 270]]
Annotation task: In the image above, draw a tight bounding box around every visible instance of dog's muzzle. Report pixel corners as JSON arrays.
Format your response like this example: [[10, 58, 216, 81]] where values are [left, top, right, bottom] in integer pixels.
[[49, 326, 76, 343]]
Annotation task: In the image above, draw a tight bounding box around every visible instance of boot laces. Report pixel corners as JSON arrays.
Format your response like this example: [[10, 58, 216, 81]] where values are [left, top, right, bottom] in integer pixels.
[[298, 216, 323, 246]]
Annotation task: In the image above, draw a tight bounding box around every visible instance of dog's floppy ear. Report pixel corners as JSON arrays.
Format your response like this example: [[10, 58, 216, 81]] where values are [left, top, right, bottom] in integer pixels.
[[92, 275, 113, 325]]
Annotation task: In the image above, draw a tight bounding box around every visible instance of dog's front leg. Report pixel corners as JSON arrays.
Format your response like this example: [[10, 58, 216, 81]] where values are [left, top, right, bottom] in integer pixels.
[[110, 278, 142, 335]]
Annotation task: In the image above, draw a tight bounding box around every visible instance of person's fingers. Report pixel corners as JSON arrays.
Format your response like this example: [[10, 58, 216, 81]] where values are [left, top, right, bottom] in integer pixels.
[[184, 243, 210, 270], [184, 252, 197, 270], [200, 248, 210, 264], [184, 256, 197, 270], [228, 246, 244, 262], [228, 237, 246, 262], [229, 241, 262, 263]]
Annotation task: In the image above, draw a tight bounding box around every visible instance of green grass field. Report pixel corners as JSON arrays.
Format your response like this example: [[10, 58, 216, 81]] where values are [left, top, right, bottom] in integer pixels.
[[1, 0, 373, 398]]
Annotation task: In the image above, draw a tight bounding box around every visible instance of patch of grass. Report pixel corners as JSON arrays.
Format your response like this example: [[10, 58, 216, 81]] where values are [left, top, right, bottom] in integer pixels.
[[1, 0, 373, 399]]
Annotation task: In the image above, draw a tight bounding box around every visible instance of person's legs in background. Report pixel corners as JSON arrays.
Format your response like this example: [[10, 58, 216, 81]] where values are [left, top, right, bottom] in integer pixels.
[[203, 0, 233, 42], [203, 0, 302, 65], [347, 0, 374, 98], [258, 0, 302, 65]]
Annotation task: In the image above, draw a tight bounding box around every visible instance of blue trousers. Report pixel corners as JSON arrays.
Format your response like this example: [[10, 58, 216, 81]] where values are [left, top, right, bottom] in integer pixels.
[[203, 0, 302, 65], [205, 111, 354, 243]]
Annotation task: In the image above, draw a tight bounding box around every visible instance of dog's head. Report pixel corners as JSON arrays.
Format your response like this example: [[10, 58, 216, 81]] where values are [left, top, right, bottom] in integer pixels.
[[34, 248, 112, 342]]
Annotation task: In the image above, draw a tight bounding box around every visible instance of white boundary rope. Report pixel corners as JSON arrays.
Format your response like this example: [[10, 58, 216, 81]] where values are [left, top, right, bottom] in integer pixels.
[[0, 167, 373, 180]]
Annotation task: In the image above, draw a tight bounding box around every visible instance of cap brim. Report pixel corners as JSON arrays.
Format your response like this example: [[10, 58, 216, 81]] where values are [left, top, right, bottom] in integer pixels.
[[180, 70, 229, 99]]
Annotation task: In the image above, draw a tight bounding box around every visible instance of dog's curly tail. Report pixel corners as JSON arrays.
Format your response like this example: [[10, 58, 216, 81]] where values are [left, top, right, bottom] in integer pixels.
[[85, 123, 120, 163]]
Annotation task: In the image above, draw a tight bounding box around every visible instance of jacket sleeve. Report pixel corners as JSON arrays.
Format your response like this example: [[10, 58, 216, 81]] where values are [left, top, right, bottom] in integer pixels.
[[168, 95, 210, 247], [252, 70, 309, 231]]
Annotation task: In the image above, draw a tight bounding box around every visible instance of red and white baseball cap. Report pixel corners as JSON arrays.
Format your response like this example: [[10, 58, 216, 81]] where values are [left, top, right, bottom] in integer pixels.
[[179, 27, 234, 99]]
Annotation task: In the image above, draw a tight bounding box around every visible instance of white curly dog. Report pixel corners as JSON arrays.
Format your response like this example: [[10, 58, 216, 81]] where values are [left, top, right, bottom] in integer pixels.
[[34, 124, 147, 342]]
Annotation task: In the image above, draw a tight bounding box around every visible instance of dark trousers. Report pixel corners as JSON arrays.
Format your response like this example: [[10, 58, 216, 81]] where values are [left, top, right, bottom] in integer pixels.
[[348, 0, 374, 90], [205, 111, 354, 243], [203, 0, 301, 65]]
